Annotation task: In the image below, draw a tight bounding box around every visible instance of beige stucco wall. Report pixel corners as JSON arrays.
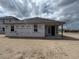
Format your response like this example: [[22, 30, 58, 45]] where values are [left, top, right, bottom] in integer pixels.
[[5, 24, 45, 37]]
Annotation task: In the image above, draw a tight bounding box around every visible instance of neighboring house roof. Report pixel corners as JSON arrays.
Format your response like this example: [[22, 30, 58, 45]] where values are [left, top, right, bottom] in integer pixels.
[[0, 16, 19, 21], [3, 16, 20, 24], [4, 17, 65, 25], [4, 16, 19, 20]]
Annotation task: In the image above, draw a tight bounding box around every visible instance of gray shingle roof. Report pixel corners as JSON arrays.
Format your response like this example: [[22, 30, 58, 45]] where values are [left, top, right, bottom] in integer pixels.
[[4, 17, 65, 25], [23, 17, 65, 25]]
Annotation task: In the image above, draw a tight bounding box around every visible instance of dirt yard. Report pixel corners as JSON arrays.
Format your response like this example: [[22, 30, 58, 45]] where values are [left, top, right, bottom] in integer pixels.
[[64, 32, 79, 39], [0, 33, 79, 59]]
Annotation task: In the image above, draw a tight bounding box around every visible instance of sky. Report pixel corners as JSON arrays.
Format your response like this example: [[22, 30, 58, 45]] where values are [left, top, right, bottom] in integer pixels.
[[0, 0, 79, 29]]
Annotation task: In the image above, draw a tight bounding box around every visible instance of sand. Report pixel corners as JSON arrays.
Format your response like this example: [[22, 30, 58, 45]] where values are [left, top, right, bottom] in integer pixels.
[[0, 33, 79, 59]]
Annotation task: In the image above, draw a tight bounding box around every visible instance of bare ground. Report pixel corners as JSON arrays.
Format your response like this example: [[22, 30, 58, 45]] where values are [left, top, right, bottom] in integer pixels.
[[64, 32, 79, 39], [0, 33, 79, 59]]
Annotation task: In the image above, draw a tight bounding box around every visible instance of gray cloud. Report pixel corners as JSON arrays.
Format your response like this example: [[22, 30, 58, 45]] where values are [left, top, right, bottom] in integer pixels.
[[57, 0, 78, 7], [0, 0, 79, 21]]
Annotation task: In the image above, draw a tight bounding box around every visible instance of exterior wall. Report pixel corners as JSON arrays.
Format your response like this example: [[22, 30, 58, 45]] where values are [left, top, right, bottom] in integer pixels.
[[5, 24, 45, 37]]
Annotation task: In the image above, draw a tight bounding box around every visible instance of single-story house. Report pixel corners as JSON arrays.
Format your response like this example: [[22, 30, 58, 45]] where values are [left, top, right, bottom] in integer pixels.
[[4, 17, 65, 38]]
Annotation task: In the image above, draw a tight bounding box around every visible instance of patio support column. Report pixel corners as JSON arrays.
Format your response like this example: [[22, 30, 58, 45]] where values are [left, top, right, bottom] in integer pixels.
[[61, 24, 63, 37]]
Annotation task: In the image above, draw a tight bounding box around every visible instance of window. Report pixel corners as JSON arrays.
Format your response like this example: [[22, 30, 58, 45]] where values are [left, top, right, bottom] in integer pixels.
[[11, 26, 14, 32], [2, 27, 5, 31], [9, 20, 11, 22], [34, 25, 38, 32]]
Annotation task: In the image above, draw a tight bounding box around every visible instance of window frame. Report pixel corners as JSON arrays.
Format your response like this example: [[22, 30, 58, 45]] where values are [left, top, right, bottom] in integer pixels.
[[11, 25, 14, 32], [2, 27, 5, 31], [34, 24, 38, 32]]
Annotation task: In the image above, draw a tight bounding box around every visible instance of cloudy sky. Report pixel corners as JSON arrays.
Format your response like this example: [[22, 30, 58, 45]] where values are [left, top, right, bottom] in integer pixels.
[[0, 0, 79, 19], [0, 0, 79, 29]]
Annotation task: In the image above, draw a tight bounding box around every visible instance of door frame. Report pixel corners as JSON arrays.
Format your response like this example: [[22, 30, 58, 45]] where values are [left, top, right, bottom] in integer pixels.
[[51, 26, 55, 36], [45, 25, 56, 37]]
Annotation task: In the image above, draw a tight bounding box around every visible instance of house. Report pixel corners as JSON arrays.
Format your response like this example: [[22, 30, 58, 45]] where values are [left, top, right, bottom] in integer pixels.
[[4, 17, 65, 38], [0, 17, 5, 33], [0, 16, 19, 34]]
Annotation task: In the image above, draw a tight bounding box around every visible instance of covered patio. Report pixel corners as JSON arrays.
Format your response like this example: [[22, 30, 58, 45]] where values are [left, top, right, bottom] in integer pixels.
[[45, 23, 64, 38]]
